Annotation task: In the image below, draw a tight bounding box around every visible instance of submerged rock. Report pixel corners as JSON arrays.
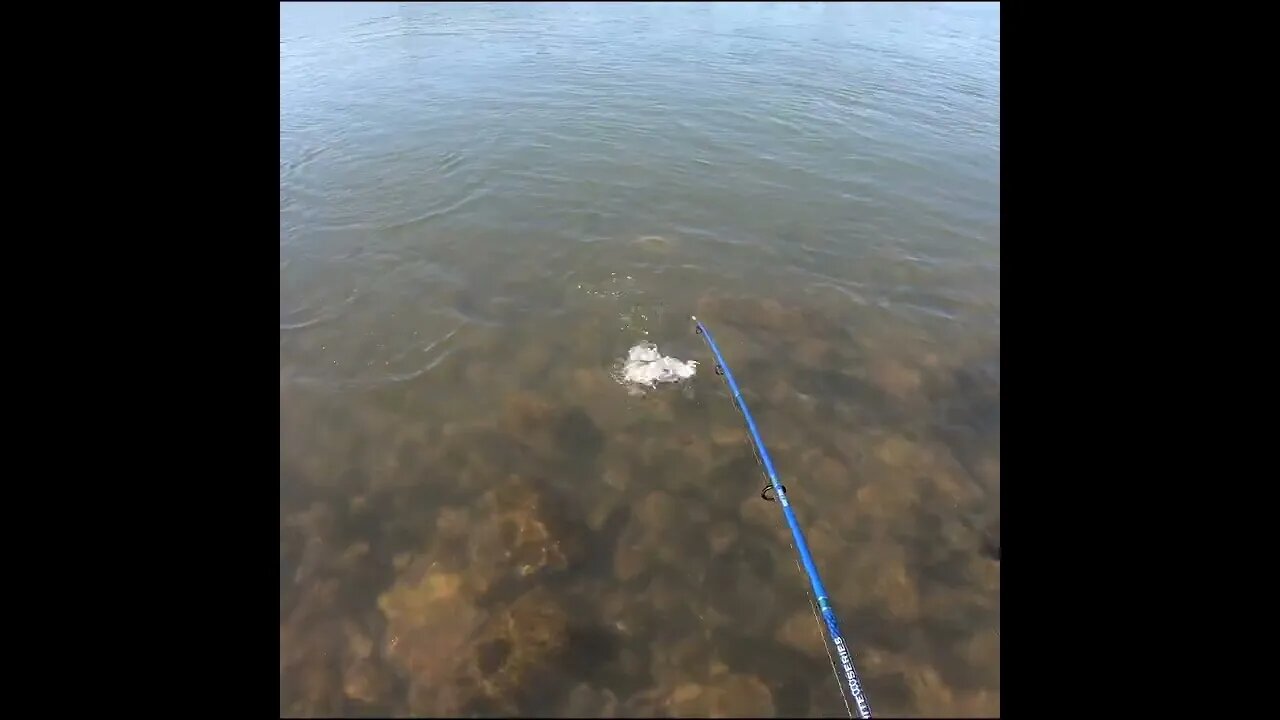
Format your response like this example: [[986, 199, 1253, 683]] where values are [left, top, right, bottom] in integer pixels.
[[696, 294, 810, 340], [650, 632, 716, 689], [794, 337, 833, 369], [342, 658, 390, 704], [708, 520, 738, 556], [775, 609, 826, 660], [666, 672, 776, 717], [875, 433, 919, 468], [462, 585, 569, 709], [981, 519, 1000, 563], [378, 558, 570, 715], [466, 475, 579, 590], [704, 541, 782, 637], [435, 506, 470, 540], [738, 493, 788, 545], [810, 453, 851, 497], [564, 683, 620, 717], [499, 391, 606, 465], [437, 424, 529, 496], [905, 664, 955, 713], [962, 629, 1001, 691], [633, 234, 676, 253], [379, 564, 484, 687], [976, 454, 1000, 489], [875, 556, 921, 621], [373, 468, 587, 713], [514, 342, 552, 380], [831, 538, 908, 614], [710, 423, 743, 447], [600, 585, 655, 641], [500, 391, 561, 457], [623, 686, 668, 717], [568, 367, 629, 435], [852, 472, 920, 531], [612, 490, 682, 581], [280, 579, 347, 715], [869, 357, 924, 400]]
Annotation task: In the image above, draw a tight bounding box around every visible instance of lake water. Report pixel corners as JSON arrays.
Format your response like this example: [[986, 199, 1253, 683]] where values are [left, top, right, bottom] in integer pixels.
[[280, 2, 999, 717]]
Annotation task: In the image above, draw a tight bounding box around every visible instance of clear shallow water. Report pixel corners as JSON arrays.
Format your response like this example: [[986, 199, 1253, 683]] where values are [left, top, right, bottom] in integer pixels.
[[281, 2, 999, 717]]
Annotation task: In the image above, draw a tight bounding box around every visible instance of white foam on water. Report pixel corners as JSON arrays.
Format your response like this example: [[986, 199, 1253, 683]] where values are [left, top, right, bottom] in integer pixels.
[[613, 342, 698, 390]]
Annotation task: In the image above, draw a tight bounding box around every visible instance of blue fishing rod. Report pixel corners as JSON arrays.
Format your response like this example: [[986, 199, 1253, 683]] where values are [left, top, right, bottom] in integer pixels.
[[692, 315, 872, 719]]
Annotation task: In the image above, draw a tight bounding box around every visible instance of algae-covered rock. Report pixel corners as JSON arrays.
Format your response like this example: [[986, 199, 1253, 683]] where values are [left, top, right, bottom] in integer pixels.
[[708, 520, 738, 556], [378, 562, 486, 715], [378, 560, 570, 714], [462, 585, 569, 708], [376, 471, 582, 715], [416, 475, 584, 594], [500, 391, 561, 457], [869, 357, 923, 400], [500, 392, 605, 464], [342, 657, 390, 704], [613, 490, 681, 581], [666, 672, 776, 717], [471, 475, 582, 586], [564, 683, 620, 717], [775, 609, 826, 660], [279, 578, 347, 716]]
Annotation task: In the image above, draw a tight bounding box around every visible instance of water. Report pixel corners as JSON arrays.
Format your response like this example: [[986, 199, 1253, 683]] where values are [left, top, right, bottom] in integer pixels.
[[280, 2, 999, 717]]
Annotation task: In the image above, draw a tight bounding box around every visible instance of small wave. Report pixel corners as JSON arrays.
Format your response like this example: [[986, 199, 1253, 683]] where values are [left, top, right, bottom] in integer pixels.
[[807, 279, 871, 308], [379, 185, 492, 236], [280, 315, 333, 332], [382, 345, 457, 384], [284, 325, 465, 391], [379, 325, 463, 384]]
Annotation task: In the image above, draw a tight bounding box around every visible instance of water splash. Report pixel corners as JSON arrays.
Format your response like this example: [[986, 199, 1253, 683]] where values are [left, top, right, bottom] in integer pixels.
[[612, 342, 698, 391]]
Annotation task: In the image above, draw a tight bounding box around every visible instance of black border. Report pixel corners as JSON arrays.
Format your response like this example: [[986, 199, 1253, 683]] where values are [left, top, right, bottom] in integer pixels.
[[111, 1, 283, 714], [999, 1, 1151, 715]]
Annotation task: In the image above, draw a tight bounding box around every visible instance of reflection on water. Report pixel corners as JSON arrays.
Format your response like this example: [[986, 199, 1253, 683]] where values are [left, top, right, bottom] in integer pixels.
[[282, 2, 998, 717]]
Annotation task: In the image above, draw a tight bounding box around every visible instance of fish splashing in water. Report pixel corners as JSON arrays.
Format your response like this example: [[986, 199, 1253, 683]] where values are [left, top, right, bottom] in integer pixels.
[[613, 342, 698, 392]]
